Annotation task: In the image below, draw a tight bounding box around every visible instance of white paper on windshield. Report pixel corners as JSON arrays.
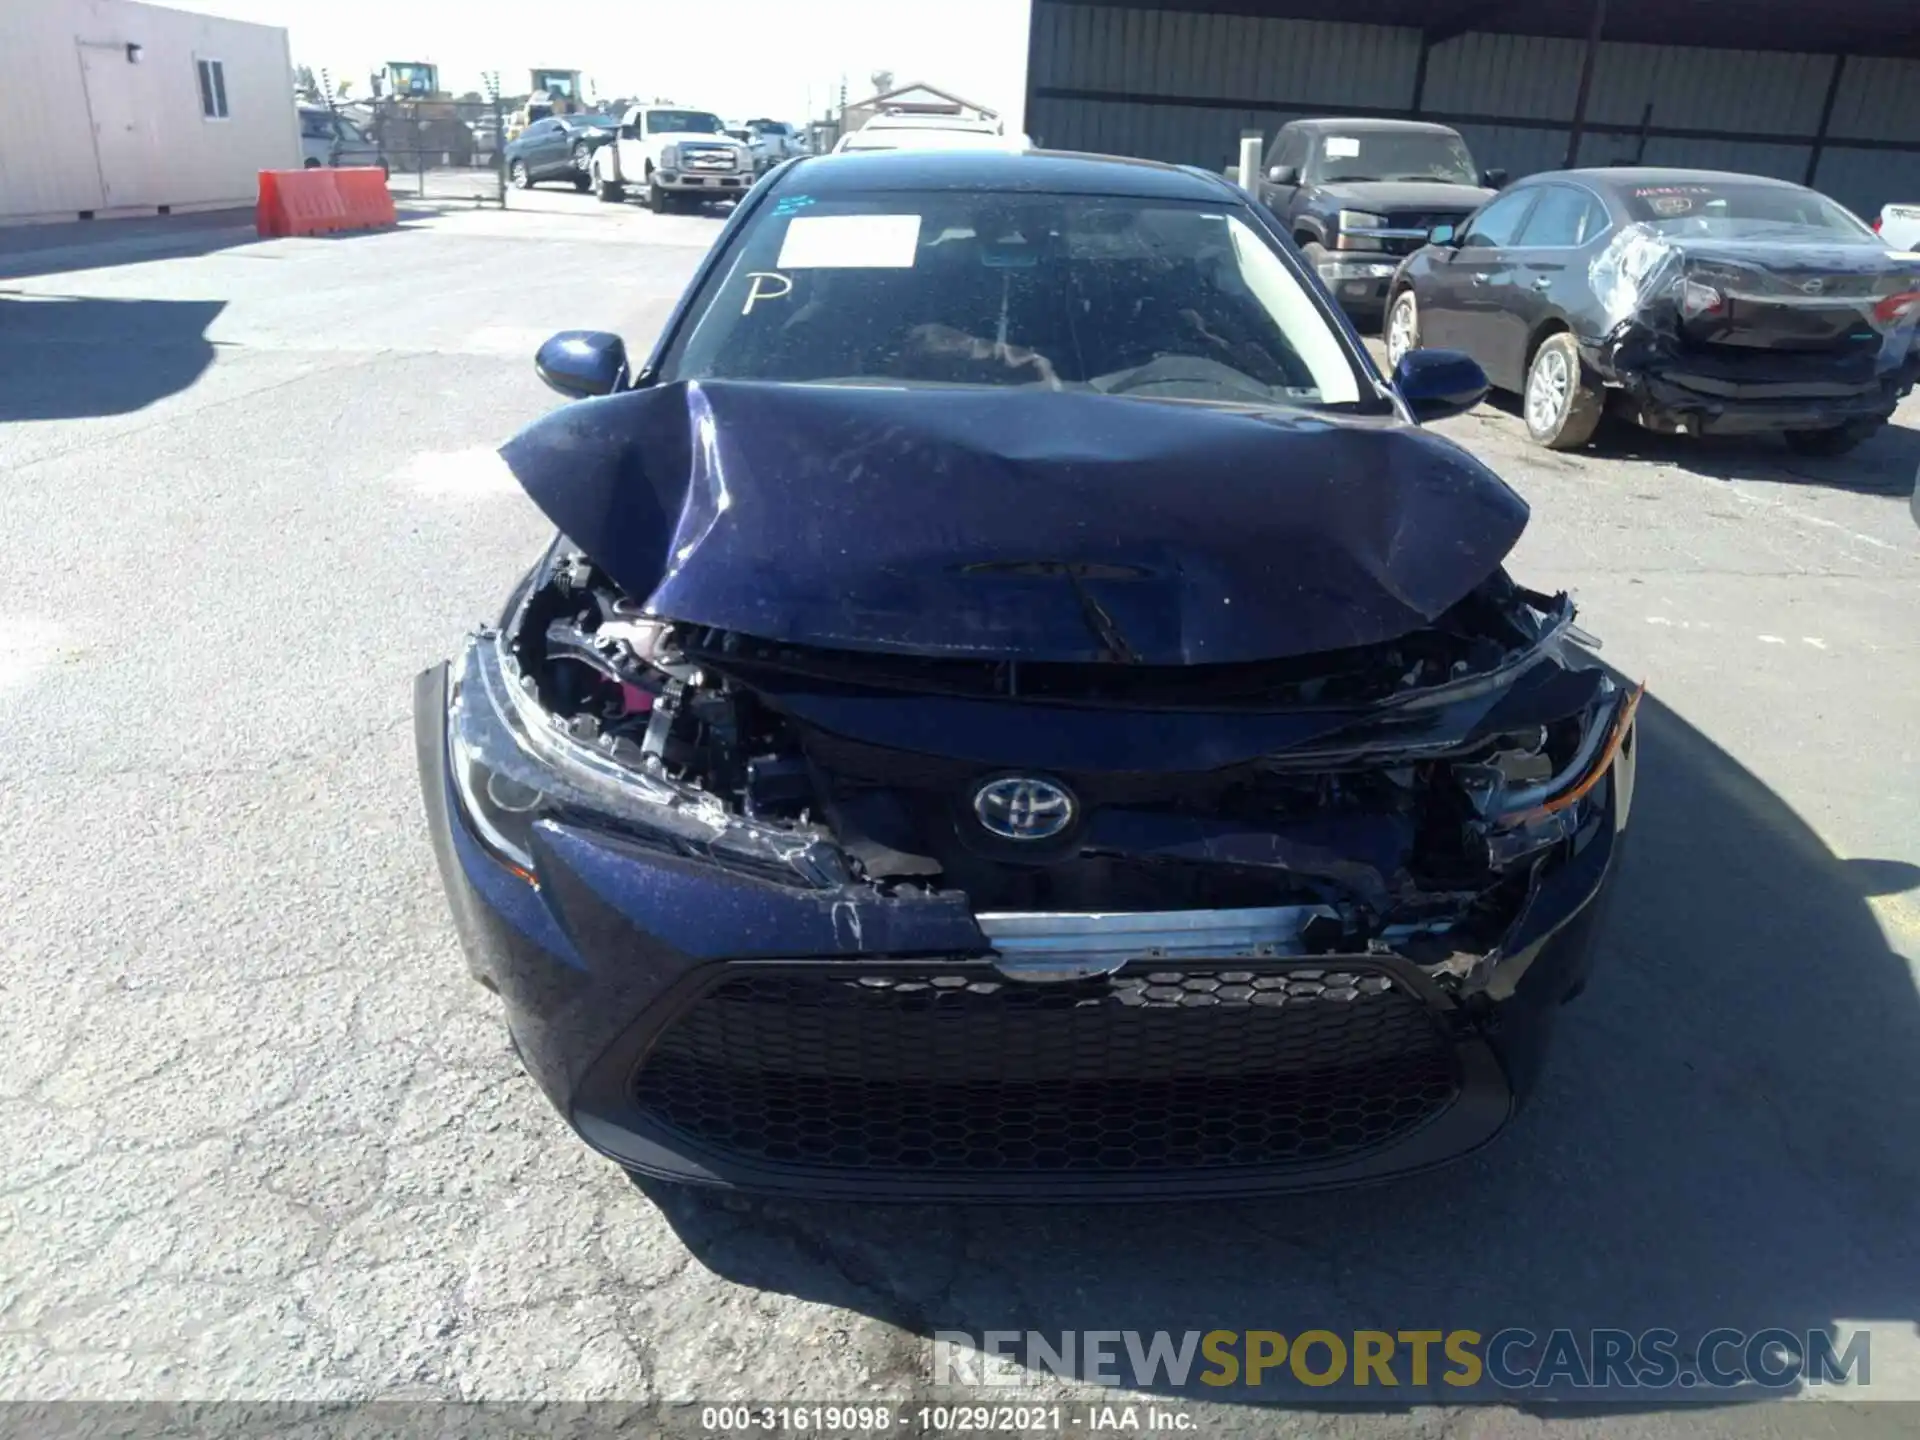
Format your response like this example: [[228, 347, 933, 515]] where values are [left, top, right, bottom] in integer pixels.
[[1323, 137, 1361, 159], [776, 214, 922, 268]]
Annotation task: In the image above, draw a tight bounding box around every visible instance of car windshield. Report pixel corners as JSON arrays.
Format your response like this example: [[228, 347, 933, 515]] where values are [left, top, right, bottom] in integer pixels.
[[649, 110, 723, 134], [660, 191, 1369, 410], [1620, 182, 1876, 240], [1313, 131, 1478, 186]]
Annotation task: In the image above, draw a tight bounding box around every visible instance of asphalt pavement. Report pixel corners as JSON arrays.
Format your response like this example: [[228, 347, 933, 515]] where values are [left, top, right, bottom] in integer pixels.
[[2, 190, 1917, 1433]]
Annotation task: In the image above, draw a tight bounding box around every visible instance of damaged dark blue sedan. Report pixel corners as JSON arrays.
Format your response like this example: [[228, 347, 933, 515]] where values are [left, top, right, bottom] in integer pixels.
[[414, 150, 1639, 1199]]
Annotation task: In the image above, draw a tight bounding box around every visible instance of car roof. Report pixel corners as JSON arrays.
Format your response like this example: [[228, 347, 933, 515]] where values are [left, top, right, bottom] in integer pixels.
[[773, 148, 1238, 200], [1543, 166, 1811, 193], [865, 114, 998, 130], [1283, 117, 1464, 136]]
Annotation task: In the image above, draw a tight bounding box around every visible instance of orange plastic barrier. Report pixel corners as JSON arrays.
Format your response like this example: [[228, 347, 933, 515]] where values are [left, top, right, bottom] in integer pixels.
[[255, 167, 397, 238]]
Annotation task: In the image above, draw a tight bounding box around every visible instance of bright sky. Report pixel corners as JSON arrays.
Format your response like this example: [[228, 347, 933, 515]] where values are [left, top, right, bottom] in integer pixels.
[[182, 0, 1032, 124]]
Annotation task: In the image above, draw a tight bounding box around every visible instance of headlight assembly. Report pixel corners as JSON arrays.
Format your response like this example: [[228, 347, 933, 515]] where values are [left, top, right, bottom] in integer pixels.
[[1496, 680, 1641, 825], [449, 720, 549, 878], [1338, 210, 1387, 231], [443, 633, 848, 890], [1466, 680, 1642, 866], [658, 144, 681, 169]]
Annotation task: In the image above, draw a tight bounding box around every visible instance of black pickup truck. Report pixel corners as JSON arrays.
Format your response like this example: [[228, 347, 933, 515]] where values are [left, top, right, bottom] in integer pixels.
[[1255, 118, 1507, 323]]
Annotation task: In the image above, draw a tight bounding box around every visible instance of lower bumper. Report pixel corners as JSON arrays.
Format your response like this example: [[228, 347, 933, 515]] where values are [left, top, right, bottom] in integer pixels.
[[414, 661, 1628, 1201], [655, 171, 750, 192], [1593, 341, 1920, 435], [1623, 386, 1900, 435]]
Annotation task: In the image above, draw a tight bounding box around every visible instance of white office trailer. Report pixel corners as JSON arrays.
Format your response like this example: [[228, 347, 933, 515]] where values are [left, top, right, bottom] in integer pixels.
[[0, 0, 299, 225]]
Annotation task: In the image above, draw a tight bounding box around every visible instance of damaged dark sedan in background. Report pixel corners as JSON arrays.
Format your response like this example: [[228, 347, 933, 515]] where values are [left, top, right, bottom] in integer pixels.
[[415, 149, 1639, 1199], [1386, 167, 1920, 452]]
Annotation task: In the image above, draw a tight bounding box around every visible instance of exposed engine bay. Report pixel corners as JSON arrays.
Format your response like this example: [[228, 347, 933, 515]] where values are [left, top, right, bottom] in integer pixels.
[[453, 541, 1637, 992]]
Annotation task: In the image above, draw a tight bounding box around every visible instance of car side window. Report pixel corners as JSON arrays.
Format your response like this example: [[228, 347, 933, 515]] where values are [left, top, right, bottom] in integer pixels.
[[1514, 185, 1589, 247], [1460, 189, 1538, 249], [1264, 126, 1296, 171], [1579, 193, 1612, 244]]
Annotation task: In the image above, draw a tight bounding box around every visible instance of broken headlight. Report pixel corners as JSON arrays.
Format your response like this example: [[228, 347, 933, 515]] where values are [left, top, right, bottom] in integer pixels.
[[449, 720, 549, 878], [446, 633, 848, 889], [1459, 679, 1642, 866]]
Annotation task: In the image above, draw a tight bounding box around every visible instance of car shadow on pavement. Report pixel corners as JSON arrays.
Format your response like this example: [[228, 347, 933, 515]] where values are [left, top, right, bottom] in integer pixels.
[[1597, 417, 1920, 496], [0, 294, 222, 420], [637, 692, 1920, 1410], [1478, 391, 1920, 496]]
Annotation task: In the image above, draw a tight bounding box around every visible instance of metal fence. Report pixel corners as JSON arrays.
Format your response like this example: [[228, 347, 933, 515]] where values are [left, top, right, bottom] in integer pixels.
[[365, 96, 507, 206]]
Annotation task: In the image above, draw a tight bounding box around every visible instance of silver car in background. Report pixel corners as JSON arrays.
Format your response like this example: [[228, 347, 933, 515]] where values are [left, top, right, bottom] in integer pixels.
[[298, 105, 387, 175]]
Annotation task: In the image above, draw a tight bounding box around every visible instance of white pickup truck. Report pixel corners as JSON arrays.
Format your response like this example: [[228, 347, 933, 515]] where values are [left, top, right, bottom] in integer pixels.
[[1877, 202, 1920, 251], [590, 104, 755, 211]]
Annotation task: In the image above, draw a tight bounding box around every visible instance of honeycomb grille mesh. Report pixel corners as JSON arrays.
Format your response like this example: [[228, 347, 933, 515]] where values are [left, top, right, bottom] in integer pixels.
[[630, 966, 1460, 1174]]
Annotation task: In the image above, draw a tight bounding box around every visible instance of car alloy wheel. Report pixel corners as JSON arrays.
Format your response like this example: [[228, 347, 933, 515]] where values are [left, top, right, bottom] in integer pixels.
[[1523, 332, 1604, 450], [1525, 345, 1571, 435], [511, 160, 532, 189], [1386, 292, 1419, 367], [572, 141, 591, 171]]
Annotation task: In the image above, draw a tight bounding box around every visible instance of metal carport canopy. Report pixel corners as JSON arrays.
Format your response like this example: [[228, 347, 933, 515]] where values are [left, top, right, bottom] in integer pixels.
[[1022, 0, 1920, 212], [1072, 0, 1920, 58]]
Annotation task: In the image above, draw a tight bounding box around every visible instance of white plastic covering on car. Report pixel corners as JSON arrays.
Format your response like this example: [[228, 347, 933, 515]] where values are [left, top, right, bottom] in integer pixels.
[[1588, 224, 1688, 331]]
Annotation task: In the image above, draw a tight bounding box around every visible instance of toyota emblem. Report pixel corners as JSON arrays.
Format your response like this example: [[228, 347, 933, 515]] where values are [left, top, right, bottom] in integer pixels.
[[972, 776, 1077, 841]]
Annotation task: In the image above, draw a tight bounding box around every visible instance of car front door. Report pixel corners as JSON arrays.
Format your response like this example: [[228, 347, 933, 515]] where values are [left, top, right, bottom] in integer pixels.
[[1501, 184, 1610, 391], [526, 120, 563, 175], [1259, 127, 1306, 225], [1420, 187, 1539, 378]]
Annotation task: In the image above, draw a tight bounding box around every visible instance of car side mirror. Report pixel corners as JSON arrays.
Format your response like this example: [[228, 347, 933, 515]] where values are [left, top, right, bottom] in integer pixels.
[[534, 330, 627, 399], [1266, 164, 1298, 186], [619, 124, 638, 140], [1428, 222, 1458, 247], [1393, 349, 1488, 423], [1481, 168, 1509, 190]]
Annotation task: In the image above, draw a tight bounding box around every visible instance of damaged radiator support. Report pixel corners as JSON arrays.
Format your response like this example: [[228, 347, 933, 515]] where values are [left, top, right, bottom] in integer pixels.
[[480, 542, 1628, 979]]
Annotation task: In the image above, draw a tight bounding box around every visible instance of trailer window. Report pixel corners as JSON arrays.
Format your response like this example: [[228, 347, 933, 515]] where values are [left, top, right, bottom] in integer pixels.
[[197, 59, 229, 120]]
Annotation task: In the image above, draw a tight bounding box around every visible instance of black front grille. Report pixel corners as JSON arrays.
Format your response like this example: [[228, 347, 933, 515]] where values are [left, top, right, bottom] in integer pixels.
[[630, 965, 1460, 1174]]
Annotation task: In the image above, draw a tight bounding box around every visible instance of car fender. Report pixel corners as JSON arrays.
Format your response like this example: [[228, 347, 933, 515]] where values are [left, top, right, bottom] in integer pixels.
[[1388, 249, 1436, 302], [1291, 203, 1331, 248]]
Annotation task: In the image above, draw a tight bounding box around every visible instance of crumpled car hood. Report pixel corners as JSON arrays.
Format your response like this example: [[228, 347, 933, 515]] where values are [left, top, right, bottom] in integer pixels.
[[499, 380, 1528, 666]]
